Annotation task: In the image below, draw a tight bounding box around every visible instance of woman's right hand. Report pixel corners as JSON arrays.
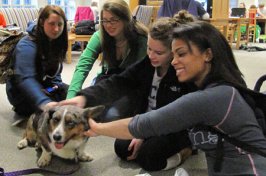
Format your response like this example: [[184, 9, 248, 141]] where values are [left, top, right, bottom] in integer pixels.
[[127, 139, 144, 161], [59, 96, 87, 108]]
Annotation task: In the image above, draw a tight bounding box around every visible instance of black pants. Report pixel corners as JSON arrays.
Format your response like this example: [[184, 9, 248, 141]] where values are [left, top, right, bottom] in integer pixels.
[[103, 95, 135, 122], [13, 83, 69, 116], [258, 22, 265, 35], [114, 130, 191, 171]]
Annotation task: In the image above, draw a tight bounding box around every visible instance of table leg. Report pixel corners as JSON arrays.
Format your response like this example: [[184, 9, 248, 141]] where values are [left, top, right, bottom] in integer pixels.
[[236, 21, 241, 49], [68, 42, 72, 64], [81, 41, 84, 53], [264, 21, 266, 35]]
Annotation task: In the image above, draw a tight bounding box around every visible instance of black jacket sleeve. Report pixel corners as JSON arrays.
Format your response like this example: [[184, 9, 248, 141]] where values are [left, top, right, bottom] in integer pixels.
[[77, 56, 154, 108]]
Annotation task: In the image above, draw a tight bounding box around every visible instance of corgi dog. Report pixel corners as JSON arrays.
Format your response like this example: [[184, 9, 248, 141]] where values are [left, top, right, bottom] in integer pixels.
[[17, 105, 105, 167]]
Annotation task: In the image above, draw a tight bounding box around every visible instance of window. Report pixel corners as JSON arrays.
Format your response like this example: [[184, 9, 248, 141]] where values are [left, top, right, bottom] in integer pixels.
[[1, 0, 36, 8], [229, 1, 238, 9], [47, 0, 75, 21]]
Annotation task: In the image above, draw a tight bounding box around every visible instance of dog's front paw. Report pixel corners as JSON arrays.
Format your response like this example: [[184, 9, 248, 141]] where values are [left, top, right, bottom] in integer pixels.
[[35, 142, 41, 148], [38, 152, 52, 167], [78, 153, 94, 162], [17, 138, 28, 149]]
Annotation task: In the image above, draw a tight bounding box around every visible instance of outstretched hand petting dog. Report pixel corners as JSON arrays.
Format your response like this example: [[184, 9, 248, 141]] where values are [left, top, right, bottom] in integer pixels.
[[84, 118, 134, 140], [84, 118, 100, 137], [59, 95, 87, 108]]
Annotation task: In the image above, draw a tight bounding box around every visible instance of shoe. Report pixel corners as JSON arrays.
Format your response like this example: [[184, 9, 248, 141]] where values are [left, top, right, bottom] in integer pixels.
[[11, 113, 29, 129], [174, 168, 189, 176], [164, 148, 192, 170], [179, 148, 192, 164]]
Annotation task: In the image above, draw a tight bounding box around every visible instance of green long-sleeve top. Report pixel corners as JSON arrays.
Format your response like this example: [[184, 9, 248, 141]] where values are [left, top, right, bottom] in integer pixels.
[[66, 30, 148, 99]]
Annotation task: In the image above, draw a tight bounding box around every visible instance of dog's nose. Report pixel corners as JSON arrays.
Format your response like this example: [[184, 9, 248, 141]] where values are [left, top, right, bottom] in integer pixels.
[[53, 134, 62, 141]]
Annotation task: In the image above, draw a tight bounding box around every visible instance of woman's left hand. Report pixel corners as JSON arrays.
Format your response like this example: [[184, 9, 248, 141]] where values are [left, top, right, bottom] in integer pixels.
[[127, 138, 144, 161], [52, 85, 58, 89], [42, 85, 58, 95], [59, 96, 87, 108]]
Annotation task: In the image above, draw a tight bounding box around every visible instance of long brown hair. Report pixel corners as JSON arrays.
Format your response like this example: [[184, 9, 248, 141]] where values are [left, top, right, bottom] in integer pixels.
[[35, 5, 68, 70], [100, 0, 148, 68]]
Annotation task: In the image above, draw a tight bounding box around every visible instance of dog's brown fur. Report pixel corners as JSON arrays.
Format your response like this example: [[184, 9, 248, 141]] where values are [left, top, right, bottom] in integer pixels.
[[17, 105, 105, 167]]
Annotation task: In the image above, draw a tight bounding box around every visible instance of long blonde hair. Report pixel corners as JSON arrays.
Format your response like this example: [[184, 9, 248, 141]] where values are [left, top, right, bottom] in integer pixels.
[[149, 10, 196, 49]]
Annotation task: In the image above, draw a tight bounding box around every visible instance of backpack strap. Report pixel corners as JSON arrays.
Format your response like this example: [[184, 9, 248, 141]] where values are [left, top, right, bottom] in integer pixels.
[[202, 125, 266, 173], [212, 128, 266, 157], [214, 134, 224, 172]]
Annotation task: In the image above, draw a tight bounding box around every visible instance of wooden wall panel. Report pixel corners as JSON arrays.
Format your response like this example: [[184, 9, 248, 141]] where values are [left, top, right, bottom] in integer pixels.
[[212, 0, 229, 18]]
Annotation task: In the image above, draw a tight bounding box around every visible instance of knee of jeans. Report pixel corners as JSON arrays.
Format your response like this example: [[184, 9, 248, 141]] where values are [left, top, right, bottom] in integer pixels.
[[105, 107, 121, 122]]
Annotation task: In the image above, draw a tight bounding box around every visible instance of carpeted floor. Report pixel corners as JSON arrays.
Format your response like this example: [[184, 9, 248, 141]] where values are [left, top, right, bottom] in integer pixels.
[[0, 43, 266, 176]]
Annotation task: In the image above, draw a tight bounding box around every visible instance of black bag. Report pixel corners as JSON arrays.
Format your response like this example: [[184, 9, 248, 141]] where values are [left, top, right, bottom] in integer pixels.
[[74, 26, 95, 35], [74, 20, 95, 35], [0, 31, 25, 84]]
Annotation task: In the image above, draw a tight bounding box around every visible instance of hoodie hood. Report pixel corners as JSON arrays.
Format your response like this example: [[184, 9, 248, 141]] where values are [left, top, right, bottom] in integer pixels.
[[26, 22, 37, 36]]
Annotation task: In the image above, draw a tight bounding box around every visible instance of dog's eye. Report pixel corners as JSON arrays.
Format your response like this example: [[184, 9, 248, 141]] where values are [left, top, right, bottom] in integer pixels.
[[53, 117, 60, 124], [67, 121, 75, 127]]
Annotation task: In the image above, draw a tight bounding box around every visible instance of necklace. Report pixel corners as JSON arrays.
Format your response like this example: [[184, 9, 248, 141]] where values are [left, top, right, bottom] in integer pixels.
[[116, 40, 127, 48]]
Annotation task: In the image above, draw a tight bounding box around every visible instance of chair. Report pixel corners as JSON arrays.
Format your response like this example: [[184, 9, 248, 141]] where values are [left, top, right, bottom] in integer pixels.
[[147, 1, 163, 6], [147, 1, 163, 25], [206, 19, 236, 48], [0, 8, 39, 32], [132, 5, 154, 27], [227, 23, 236, 47], [248, 9, 257, 43]]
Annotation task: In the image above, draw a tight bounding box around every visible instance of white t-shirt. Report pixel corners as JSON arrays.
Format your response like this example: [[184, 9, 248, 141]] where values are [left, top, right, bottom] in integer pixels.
[[91, 6, 99, 21], [146, 69, 162, 112], [259, 8, 266, 16]]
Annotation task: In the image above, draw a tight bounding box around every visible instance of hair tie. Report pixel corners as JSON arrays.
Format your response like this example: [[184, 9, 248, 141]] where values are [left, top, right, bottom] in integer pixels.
[[133, 16, 137, 23]]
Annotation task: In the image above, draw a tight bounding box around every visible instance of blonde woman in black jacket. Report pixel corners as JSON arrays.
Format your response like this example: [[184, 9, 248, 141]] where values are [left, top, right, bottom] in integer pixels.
[[60, 11, 197, 171]]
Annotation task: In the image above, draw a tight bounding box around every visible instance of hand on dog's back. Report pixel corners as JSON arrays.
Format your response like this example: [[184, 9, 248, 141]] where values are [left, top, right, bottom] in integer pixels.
[[59, 96, 87, 108]]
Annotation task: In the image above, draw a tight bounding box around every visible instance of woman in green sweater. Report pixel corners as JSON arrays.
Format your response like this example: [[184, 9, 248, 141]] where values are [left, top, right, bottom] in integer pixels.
[[67, 0, 148, 100]]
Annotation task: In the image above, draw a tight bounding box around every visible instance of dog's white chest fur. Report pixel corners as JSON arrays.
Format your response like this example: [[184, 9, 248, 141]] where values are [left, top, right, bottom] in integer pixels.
[[48, 138, 88, 159]]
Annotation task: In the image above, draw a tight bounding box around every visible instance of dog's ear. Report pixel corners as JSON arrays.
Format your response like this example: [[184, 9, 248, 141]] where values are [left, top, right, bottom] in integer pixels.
[[83, 105, 105, 121], [32, 110, 44, 131], [37, 106, 57, 152]]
